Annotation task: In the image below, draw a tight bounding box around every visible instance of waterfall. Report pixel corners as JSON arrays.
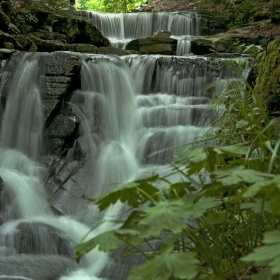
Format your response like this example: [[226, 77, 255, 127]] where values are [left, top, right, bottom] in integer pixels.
[[0, 49, 250, 279], [84, 11, 200, 55]]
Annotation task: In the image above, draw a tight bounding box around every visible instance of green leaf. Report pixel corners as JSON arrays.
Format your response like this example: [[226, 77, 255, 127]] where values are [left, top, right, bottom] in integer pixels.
[[138, 195, 219, 236], [139, 200, 187, 235], [241, 198, 270, 213], [236, 119, 248, 129], [182, 195, 220, 218], [251, 270, 272, 280], [215, 166, 271, 186], [91, 175, 160, 210], [242, 230, 280, 275], [128, 250, 198, 280], [243, 174, 280, 198], [74, 230, 122, 261], [214, 143, 249, 156]]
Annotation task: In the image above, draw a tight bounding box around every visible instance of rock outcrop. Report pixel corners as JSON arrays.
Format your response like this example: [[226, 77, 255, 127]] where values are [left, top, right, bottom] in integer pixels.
[[191, 28, 267, 55], [0, 2, 114, 54], [126, 36, 177, 55]]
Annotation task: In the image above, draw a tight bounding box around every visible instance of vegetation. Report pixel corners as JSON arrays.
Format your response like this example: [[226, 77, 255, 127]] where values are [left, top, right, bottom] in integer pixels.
[[75, 0, 148, 12]]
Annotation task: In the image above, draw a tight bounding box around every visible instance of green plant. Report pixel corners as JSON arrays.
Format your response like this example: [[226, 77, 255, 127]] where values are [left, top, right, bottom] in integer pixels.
[[75, 78, 280, 279]]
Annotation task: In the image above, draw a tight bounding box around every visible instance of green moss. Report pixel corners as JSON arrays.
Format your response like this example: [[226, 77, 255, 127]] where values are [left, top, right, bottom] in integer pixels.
[[254, 38, 280, 115]]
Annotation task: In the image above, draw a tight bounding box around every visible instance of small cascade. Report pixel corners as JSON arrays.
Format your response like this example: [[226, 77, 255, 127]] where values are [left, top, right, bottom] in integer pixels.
[[0, 50, 251, 280], [122, 54, 250, 172], [70, 55, 139, 198], [85, 11, 200, 54]]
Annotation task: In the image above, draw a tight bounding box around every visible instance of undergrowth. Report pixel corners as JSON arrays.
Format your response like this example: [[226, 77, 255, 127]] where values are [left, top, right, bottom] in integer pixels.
[[74, 63, 280, 279]]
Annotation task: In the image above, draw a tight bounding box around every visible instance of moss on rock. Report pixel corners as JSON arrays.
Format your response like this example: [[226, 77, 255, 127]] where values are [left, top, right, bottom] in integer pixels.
[[254, 38, 280, 115]]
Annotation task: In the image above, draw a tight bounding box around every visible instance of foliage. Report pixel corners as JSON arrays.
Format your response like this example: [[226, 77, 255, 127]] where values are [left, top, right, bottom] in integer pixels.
[[76, 0, 148, 12], [20, 0, 70, 10], [75, 66, 280, 279]]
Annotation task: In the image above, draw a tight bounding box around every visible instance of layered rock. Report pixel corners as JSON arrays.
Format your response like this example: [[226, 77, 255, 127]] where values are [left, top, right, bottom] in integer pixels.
[[191, 28, 266, 55], [0, 4, 113, 54], [126, 36, 177, 55]]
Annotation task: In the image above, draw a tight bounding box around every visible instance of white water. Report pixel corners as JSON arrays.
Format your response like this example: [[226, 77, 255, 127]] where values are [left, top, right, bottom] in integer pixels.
[[0, 51, 251, 279], [85, 11, 200, 55]]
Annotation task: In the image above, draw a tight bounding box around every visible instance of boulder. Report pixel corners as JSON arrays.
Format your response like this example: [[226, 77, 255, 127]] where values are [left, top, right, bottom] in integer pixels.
[[0, 47, 16, 59], [97, 46, 131, 56], [191, 27, 263, 55], [50, 14, 110, 47], [126, 36, 177, 55], [153, 30, 171, 37], [27, 34, 99, 53], [33, 30, 67, 42], [14, 34, 34, 51], [0, 30, 22, 50]]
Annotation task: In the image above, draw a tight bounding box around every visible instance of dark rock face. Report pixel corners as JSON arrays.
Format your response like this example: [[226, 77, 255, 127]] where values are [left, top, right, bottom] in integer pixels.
[[200, 14, 227, 36], [41, 52, 81, 157], [97, 46, 132, 56], [0, 7, 111, 53], [0, 30, 22, 50], [50, 14, 110, 47], [126, 36, 177, 55], [0, 52, 81, 157], [191, 28, 265, 55]]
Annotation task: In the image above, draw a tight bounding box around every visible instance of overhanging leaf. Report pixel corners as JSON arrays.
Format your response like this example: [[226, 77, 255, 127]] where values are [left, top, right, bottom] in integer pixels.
[[128, 250, 198, 280], [182, 195, 220, 218], [214, 143, 249, 156], [241, 198, 270, 213], [91, 175, 160, 210], [139, 200, 187, 235], [74, 230, 122, 261], [215, 166, 271, 186], [242, 230, 280, 275]]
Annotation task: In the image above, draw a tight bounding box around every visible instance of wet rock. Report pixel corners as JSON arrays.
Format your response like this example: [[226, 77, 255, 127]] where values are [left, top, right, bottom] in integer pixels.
[[45, 115, 78, 157], [200, 14, 227, 36], [0, 255, 77, 279], [33, 30, 67, 42], [42, 52, 81, 121], [14, 34, 33, 51], [4, 41, 13, 49], [74, 44, 98, 53], [153, 30, 171, 37], [29, 42, 37, 52], [0, 176, 4, 192], [0, 30, 22, 50], [27, 34, 94, 53], [0, 48, 16, 59], [46, 159, 87, 216], [97, 46, 131, 56], [126, 36, 177, 55], [50, 14, 110, 47]]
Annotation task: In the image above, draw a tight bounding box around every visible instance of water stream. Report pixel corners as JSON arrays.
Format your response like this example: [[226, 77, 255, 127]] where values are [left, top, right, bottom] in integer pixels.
[[84, 11, 200, 55], [0, 28, 250, 280]]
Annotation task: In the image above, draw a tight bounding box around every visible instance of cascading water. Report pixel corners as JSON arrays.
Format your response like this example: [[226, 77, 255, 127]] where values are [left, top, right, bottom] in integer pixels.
[[0, 52, 250, 279], [84, 11, 200, 55]]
